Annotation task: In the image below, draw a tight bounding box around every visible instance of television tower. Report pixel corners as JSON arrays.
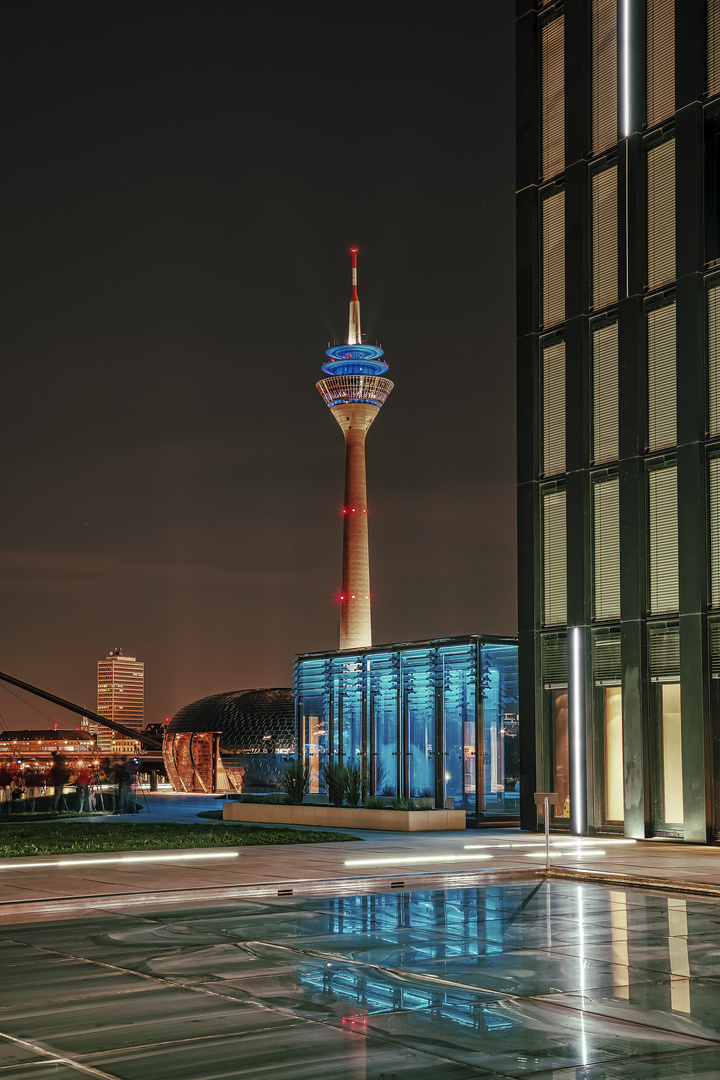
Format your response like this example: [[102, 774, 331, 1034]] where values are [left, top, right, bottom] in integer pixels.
[[317, 249, 394, 650]]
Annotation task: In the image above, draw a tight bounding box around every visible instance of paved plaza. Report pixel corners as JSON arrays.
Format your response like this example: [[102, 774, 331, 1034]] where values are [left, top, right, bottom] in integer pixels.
[[1, 796, 720, 1076]]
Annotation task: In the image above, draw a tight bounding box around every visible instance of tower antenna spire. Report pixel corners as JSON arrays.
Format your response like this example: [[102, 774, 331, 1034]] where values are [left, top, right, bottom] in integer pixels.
[[317, 249, 394, 650], [348, 246, 361, 345]]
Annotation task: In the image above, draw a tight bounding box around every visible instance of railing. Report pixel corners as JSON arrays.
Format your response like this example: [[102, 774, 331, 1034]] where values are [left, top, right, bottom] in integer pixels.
[[317, 375, 394, 408]]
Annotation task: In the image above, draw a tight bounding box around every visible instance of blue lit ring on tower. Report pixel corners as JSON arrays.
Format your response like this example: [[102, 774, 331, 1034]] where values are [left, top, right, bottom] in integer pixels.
[[321, 343, 388, 377]]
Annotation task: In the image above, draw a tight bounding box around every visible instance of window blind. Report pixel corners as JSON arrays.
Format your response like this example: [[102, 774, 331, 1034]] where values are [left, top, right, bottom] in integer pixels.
[[592, 166, 618, 309], [593, 631, 622, 683], [594, 476, 621, 620], [648, 466, 679, 614], [710, 458, 720, 607], [647, 0, 675, 126], [543, 341, 566, 476], [709, 0, 720, 95], [592, 322, 619, 463], [711, 621, 720, 677], [647, 139, 676, 289], [542, 634, 568, 686], [592, 0, 618, 154], [647, 302, 676, 451], [542, 16, 565, 180], [709, 286, 720, 436], [648, 624, 680, 681], [543, 190, 565, 327], [543, 489, 567, 626]]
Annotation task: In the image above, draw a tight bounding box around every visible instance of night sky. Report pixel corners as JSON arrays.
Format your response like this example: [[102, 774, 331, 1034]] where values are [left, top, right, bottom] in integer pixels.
[[1, 3, 516, 727]]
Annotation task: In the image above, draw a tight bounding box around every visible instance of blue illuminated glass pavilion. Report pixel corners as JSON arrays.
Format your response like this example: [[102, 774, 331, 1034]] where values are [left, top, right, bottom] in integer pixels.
[[294, 635, 518, 821]]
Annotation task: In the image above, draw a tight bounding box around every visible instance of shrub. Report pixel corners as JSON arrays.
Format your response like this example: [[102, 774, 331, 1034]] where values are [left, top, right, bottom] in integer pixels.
[[343, 763, 366, 808], [280, 760, 310, 805], [364, 795, 385, 810], [380, 784, 396, 797], [322, 762, 346, 807], [414, 798, 434, 810], [390, 795, 415, 811]]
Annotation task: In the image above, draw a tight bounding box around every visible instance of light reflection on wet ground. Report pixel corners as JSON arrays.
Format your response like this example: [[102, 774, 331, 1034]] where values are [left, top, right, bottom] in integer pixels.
[[1, 878, 720, 1077]]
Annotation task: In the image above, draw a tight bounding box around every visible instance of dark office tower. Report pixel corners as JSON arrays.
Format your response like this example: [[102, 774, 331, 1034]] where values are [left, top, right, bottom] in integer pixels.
[[517, 1, 720, 842]]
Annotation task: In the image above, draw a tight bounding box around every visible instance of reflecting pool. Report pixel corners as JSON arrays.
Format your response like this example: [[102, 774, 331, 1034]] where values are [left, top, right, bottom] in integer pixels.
[[1, 879, 720, 1077]]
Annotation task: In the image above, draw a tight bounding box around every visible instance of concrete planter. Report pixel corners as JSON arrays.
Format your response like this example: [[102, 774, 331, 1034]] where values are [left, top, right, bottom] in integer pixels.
[[222, 801, 466, 831]]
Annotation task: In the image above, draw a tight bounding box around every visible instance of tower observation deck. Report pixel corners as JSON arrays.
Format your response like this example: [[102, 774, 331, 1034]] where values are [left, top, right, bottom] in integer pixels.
[[317, 249, 394, 650]]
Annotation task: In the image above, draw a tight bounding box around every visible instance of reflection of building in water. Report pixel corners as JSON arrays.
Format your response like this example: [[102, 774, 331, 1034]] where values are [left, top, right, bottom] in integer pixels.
[[295, 636, 518, 819], [517, 2, 720, 842], [163, 688, 295, 793]]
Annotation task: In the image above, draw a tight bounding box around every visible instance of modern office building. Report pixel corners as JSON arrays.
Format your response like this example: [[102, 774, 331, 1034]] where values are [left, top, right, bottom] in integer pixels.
[[96, 648, 144, 754], [517, 0, 720, 841], [316, 249, 394, 650], [295, 636, 519, 820]]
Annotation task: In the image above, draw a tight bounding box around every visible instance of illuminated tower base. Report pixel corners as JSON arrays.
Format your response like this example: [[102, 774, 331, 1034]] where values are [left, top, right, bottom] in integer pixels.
[[317, 249, 393, 650]]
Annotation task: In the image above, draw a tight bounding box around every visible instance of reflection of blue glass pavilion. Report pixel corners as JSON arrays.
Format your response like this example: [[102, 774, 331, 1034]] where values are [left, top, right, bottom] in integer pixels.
[[294, 635, 519, 820]]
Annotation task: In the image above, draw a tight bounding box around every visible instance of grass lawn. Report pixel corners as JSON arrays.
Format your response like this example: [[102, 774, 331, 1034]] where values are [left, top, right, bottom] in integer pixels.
[[0, 820, 362, 858]]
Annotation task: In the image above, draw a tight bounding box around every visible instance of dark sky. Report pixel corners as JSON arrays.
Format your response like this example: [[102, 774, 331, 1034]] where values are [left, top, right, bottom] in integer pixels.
[[0, 3, 516, 728]]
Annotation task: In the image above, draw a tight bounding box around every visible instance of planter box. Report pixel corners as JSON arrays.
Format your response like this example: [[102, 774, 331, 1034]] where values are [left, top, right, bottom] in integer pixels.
[[222, 802, 466, 831]]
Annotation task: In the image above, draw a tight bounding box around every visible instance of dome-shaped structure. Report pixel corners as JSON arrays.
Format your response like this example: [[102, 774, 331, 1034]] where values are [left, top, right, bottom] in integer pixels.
[[163, 687, 295, 794]]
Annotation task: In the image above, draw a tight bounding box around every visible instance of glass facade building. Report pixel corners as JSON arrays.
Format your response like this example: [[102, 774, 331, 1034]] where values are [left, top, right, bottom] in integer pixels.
[[294, 636, 519, 819], [517, 0, 720, 841]]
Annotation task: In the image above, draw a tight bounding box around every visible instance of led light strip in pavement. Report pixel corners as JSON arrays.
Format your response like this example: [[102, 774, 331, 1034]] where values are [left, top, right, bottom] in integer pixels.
[[464, 839, 637, 850], [0, 852, 239, 871], [345, 854, 493, 868], [524, 850, 607, 859]]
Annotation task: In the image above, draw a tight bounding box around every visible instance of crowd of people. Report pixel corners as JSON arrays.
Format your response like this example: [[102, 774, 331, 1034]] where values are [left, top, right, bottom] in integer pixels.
[[0, 753, 142, 813]]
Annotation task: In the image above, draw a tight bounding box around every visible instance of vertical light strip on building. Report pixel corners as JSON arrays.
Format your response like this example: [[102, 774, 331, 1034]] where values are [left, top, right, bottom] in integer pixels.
[[622, 0, 631, 298], [570, 626, 586, 834], [622, 0, 632, 137]]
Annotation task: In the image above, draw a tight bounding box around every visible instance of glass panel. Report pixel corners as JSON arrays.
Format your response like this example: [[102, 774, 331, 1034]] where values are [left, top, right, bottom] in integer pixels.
[[712, 674, 720, 841], [369, 652, 398, 796], [481, 644, 520, 816], [543, 340, 566, 475], [604, 686, 624, 822], [307, 716, 322, 795], [542, 15, 565, 180], [543, 488, 567, 625], [662, 683, 683, 823], [549, 687, 570, 821], [402, 650, 435, 800], [332, 656, 364, 770], [295, 657, 328, 793], [651, 681, 684, 833], [440, 645, 477, 811]]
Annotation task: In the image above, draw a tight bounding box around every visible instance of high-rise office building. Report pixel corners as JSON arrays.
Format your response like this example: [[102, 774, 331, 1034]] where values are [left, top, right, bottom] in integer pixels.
[[317, 249, 394, 650], [96, 648, 144, 754], [517, 1, 720, 841]]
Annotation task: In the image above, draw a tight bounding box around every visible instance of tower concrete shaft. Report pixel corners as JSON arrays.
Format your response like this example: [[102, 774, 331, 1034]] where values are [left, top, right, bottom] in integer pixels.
[[339, 405, 375, 649], [317, 250, 393, 650]]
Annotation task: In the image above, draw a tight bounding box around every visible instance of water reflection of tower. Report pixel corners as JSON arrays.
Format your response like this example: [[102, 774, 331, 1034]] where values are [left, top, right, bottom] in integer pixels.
[[316, 249, 394, 650]]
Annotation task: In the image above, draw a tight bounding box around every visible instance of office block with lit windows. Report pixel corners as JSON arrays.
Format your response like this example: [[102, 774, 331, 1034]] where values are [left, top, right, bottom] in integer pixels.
[[517, 0, 720, 840]]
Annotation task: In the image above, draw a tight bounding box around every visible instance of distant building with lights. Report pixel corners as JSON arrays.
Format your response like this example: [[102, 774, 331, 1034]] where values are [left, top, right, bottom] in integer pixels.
[[295, 636, 518, 820], [0, 729, 97, 768], [96, 649, 144, 755], [517, 1, 720, 841]]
